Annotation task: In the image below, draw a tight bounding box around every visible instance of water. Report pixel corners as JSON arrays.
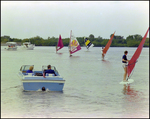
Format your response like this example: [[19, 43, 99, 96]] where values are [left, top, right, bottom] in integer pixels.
[[1, 46, 149, 118]]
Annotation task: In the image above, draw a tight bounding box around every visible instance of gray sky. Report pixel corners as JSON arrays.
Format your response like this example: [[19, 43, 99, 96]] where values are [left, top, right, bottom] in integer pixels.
[[1, 1, 149, 39]]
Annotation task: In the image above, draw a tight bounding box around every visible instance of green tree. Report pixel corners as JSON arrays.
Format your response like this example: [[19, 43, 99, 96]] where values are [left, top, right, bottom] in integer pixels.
[[134, 34, 142, 41], [89, 34, 94, 39]]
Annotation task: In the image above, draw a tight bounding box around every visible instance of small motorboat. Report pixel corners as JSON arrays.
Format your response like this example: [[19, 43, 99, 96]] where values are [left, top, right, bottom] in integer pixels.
[[21, 42, 35, 50], [17, 65, 65, 91], [4, 42, 17, 50]]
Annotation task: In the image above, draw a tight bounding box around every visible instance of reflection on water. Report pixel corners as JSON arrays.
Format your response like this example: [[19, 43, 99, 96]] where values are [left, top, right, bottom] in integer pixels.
[[56, 52, 63, 55], [69, 55, 80, 58], [121, 84, 147, 118], [102, 59, 110, 63], [122, 84, 143, 102]]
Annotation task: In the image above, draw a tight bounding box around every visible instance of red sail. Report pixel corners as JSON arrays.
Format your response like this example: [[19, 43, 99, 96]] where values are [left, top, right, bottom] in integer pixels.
[[127, 27, 149, 78], [103, 31, 115, 55]]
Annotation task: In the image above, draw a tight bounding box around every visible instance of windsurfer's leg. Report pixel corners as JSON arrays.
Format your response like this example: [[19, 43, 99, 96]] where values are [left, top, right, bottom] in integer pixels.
[[69, 50, 73, 57], [123, 67, 128, 81], [102, 53, 104, 60]]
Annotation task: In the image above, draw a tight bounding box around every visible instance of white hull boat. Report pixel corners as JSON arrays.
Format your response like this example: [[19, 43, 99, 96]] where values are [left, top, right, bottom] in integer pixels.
[[21, 42, 35, 50], [17, 65, 65, 91], [4, 42, 17, 50]]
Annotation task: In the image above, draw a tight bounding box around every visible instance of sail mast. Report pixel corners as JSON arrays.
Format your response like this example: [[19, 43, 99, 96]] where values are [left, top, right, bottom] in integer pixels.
[[69, 30, 72, 56], [56, 35, 59, 53]]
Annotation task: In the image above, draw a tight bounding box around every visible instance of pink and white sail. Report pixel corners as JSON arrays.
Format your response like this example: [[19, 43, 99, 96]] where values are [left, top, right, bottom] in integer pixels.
[[69, 30, 81, 55]]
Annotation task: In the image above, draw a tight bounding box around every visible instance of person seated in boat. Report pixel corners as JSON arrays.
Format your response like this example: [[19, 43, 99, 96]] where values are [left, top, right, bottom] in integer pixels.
[[122, 50, 130, 82], [43, 65, 56, 78], [26, 66, 34, 73], [25, 44, 28, 48]]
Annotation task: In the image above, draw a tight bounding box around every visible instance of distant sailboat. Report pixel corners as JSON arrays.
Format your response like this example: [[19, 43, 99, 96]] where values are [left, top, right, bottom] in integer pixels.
[[84, 37, 94, 50], [69, 30, 81, 56], [102, 31, 115, 60], [127, 27, 149, 80], [56, 35, 64, 53]]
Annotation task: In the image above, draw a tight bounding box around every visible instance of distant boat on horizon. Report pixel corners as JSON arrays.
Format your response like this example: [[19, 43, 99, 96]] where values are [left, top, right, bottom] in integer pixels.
[[4, 42, 17, 51], [21, 42, 35, 50]]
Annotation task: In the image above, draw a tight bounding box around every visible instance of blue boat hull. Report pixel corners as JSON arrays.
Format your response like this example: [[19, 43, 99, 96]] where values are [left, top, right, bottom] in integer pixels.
[[23, 82, 64, 91]]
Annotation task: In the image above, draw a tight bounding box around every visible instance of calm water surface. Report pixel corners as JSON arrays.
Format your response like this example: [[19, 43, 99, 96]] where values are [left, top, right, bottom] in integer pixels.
[[1, 46, 149, 118]]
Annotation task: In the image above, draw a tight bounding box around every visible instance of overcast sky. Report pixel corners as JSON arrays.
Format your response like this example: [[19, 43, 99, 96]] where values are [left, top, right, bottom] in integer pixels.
[[1, 1, 149, 39]]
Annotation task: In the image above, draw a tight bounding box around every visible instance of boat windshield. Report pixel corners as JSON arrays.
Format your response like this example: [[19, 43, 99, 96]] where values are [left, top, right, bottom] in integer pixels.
[[20, 65, 34, 71]]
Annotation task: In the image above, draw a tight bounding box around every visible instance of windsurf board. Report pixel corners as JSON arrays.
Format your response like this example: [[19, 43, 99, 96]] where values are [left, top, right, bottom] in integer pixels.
[[119, 79, 134, 84]]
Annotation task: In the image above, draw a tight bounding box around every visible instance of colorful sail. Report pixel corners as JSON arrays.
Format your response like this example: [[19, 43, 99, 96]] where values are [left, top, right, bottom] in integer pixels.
[[127, 27, 149, 78], [69, 30, 81, 55], [102, 31, 115, 55], [84, 37, 94, 49], [56, 35, 64, 52]]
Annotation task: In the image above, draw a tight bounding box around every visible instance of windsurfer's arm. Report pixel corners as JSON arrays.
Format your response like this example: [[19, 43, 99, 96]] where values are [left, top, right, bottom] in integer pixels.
[[122, 59, 129, 62], [43, 70, 46, 78], [43, 73, 46, 78], [122, 59, 130, 62]]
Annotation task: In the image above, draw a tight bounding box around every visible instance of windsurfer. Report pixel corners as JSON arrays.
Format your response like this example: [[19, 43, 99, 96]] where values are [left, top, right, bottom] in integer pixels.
[[122, 51, 130, 82], [101, 47, 105, 60], [69, 49, 72, 57], [56, 45, 57, 53]]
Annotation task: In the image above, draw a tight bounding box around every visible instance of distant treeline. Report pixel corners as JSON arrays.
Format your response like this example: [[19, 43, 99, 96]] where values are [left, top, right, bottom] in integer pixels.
[[1, 34, 149, 47]]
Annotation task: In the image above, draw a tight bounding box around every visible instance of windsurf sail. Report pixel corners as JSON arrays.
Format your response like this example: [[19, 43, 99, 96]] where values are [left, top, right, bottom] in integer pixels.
[[127, 27, 149, 79], [69, 30, 81, 55], [102, 31, 115, 55], [84, 37, 94, 50], [56, 35, 64, 52]]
